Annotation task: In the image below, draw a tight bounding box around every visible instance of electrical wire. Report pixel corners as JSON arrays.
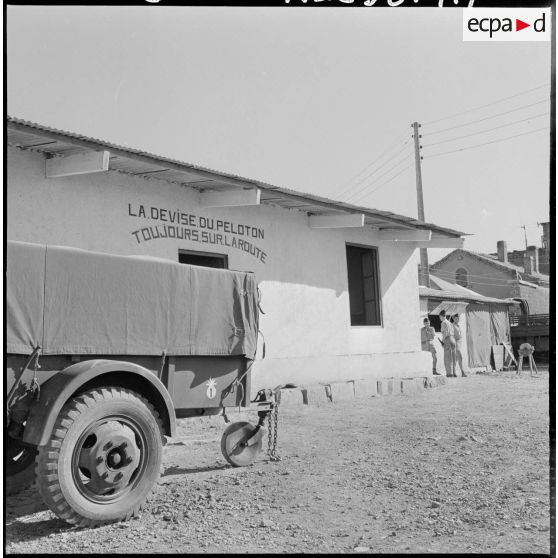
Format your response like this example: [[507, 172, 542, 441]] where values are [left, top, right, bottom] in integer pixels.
[[431, 268, 548, 286], [424, 126, 550, 160], [423, 112, 550, 148], [432, 267, 514, 279], [332, 131, 410, 198], [339, 140, 412, 200], [430, 277, 534, 288], [347, 156, 414, 201], [431, 268, 524, 283], [433, 266, 548, 281], [351, 163, 414, 204], [336, 136, 411, 200], [345, 152, 413, 203], [431, 277, 522, 287], [423, 83, 550, 126], [425, 99, 549, 136]]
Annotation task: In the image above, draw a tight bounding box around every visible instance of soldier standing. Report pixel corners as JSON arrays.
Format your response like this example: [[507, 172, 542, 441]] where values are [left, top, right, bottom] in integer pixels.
[[421, 317, 440, 375], [452, 313, 467, 377], [440, 310, 456, 377]]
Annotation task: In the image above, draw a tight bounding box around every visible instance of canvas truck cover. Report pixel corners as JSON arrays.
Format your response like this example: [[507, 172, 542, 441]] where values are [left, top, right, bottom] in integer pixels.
[[7, 241, 259, 358]]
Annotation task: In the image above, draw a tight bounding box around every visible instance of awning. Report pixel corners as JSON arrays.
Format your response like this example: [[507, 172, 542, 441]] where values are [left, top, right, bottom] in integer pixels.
[[429, 301, 469, 316]]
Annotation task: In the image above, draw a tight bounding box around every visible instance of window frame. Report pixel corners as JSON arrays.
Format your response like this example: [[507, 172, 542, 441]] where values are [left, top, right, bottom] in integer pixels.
[[455, 267, 469, 288], [345, 242, 383, 328], [178, 249, 229, 269]]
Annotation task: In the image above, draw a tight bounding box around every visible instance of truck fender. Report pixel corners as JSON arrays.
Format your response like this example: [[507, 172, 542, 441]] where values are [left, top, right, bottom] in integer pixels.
[[22, 359, 176, 446]]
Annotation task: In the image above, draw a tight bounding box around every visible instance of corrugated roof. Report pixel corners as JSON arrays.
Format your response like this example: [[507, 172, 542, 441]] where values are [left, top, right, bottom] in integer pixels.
[[7, 116, 466, 238]]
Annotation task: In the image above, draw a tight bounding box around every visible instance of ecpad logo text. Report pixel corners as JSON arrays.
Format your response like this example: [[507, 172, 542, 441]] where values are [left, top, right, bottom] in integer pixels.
[[463, 9, 550, 42]]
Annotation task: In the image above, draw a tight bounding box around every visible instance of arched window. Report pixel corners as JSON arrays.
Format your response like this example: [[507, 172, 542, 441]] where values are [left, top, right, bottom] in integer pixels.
[[455, 267, 468, 287]]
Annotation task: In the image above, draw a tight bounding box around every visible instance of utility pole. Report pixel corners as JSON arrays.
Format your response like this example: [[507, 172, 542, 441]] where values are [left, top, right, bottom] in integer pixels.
[[521, 225, 528, 250], [412, 122, 429, 288]]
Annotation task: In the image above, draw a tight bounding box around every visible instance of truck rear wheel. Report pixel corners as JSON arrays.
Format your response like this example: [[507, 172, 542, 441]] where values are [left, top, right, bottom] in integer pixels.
[[7, 437, 37, 495], [36, 387, 164, 527]]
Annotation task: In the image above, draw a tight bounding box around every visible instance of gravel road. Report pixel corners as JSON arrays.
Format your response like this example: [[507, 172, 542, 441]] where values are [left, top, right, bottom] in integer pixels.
[[5, 371, 551, 554]]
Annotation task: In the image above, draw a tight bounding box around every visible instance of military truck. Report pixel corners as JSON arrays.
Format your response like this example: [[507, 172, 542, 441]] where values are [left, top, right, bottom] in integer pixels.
[[6, 240, 275, 527]]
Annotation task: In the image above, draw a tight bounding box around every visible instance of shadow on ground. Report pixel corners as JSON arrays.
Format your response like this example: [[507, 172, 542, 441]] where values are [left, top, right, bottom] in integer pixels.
[[162, 463, 230, 477]]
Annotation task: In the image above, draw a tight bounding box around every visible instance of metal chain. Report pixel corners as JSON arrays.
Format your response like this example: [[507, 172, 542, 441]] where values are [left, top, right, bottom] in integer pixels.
[[267, 399, 281, 461], [267, 413, 273, 457], [30, 351, 41, 400]]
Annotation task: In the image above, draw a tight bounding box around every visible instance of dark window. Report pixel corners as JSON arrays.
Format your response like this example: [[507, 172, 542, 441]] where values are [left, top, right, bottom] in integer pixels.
[[178, 249, 228, 269], [346, 244, 381, 326]]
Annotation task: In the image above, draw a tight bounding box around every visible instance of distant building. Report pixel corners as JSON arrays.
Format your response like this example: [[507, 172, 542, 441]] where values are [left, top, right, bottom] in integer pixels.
[[489, 225, 550, 274], [430, 245, 549, 314]]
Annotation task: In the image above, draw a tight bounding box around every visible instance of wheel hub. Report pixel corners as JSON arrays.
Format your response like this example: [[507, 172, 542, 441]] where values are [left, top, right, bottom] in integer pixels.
[[78, 421, 141, 495]]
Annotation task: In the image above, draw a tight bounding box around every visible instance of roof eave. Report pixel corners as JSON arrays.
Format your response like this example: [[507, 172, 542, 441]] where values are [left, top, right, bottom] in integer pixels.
[[7, 116, 466, 238]]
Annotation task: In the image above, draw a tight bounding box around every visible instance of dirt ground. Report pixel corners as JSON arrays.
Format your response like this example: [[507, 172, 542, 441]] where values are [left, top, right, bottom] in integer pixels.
[[5, 370, 551, 554]]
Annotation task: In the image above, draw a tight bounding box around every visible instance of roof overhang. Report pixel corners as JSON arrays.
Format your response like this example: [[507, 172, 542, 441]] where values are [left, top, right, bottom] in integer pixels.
[[7, 116, 467, 241], [419, 286, 518, 306]]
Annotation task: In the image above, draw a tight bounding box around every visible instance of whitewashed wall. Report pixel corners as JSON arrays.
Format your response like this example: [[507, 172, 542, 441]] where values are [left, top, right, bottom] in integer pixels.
[[8, 146, 432, 392]]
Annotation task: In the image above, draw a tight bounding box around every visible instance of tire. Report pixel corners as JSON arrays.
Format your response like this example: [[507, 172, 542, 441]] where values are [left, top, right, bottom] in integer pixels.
[[36, 387, 164, 527], [6, 437, 37, 495]]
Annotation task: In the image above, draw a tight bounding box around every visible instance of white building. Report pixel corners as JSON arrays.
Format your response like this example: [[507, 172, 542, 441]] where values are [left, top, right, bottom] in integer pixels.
[[7, 116, 465, 394]]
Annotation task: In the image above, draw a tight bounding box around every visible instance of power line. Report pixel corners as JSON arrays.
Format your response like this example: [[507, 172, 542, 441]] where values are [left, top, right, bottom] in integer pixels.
[[424, 126, 550, 160], [351, 163, 414, 204], [433, 275, 549, 287], [345, 151, 413, 202], [433, 271, 520, 287], [431, 268, 524, 283], [345, 149, 413, 202], [423, 112, 550, 148], [430, 273, 524, 288], [332, 131, 409, 198], [432, 267, 515, 279], [339, 140, 412, 200], [425, 99, 549, 136], [432, 261, 550, 277], [423, 83, 550, 126], [431, 267, 548, 283], [433, 279, 519, 288], [336, 136, 410, 199]]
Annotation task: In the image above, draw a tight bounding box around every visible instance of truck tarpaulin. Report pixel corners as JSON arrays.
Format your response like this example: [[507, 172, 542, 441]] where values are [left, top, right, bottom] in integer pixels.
[[7, 241, 259, 358]]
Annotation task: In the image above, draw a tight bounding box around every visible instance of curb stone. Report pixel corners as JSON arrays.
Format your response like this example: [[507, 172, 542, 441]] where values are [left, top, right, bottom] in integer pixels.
[[377, 379, 389, 395], [170, 375, 449, 438], [278, 387, 305, 408], [401, 377, 426, 395], [378, 378, 400, 395], [302, 385, 329, 405], [390, 379, 402, 395], [328, 381, 355, 402], [354, 379, 378, 398]]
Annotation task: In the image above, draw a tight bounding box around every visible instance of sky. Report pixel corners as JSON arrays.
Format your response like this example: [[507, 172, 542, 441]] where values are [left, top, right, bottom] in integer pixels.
[[6, 5, 552, 263]]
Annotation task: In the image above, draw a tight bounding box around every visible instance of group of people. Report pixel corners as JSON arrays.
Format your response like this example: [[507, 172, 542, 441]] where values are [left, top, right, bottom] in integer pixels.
[[421, 311, 467, 377]]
